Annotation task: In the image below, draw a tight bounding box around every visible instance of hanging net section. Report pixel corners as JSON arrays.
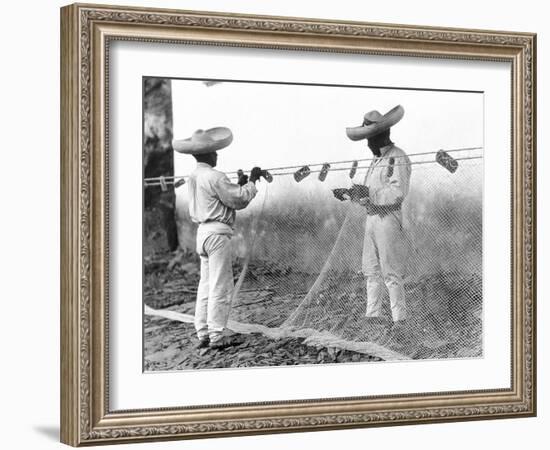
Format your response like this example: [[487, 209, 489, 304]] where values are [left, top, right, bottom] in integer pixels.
[[175, 150, 483, 361]]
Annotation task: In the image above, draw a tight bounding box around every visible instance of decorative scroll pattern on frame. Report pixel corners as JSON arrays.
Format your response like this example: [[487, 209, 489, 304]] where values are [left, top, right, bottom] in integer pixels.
[[75, 6, 535, 442]]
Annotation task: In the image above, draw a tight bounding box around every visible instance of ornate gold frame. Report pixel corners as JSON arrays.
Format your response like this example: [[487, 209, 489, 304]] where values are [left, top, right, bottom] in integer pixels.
[[60, 3, 536, 446]]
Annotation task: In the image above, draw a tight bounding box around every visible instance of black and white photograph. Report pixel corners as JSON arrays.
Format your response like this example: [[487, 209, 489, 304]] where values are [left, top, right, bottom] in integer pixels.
[[142, 77, 483, 371], [1, 0, 543, 447]]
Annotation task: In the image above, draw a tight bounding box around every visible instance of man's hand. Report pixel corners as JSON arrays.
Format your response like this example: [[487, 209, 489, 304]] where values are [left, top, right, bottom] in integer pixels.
[[357, 197, 370, 207], [333, 185, 369, 203], [332, 188, 350, 201], [237, 169, 249, 186], [349, 184, 370, 206], [349, 184, 369, 200], [249, 167, 263, 183]]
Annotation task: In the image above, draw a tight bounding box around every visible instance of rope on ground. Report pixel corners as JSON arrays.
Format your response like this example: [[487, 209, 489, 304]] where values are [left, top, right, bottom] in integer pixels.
[[144, 304, 409, 361]]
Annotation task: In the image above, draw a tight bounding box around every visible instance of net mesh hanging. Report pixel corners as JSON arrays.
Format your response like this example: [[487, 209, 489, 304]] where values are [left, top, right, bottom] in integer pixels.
[[176, 153, 483, 361]]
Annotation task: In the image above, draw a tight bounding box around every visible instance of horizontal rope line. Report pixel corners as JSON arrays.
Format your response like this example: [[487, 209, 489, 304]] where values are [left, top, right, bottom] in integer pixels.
[[144, 146, 482, 183], [144, 156, 482, 186], [256, 146, 482, 173], [269, 156, 482, 176]]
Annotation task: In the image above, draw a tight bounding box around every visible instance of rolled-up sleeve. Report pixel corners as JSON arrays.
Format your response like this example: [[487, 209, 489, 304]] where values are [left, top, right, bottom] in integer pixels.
[[371, 157, 411, 206], [212, 175, 258, 210]]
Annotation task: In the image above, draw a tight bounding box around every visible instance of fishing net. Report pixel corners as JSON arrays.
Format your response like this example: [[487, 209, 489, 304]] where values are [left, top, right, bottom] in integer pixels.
[[172, 150, 483, 361]]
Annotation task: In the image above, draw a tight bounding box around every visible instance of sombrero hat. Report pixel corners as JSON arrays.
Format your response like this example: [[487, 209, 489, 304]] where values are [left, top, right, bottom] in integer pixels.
[[172, 127, 233, 154], [345, 105, 404, 141]]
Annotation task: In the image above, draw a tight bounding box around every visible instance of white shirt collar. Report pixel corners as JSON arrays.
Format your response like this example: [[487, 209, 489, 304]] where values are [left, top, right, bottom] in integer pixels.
[[379, 143, 394, 157]]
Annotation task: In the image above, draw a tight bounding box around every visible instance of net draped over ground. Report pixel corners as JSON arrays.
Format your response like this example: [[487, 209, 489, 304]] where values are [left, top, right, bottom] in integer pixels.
[[175, 156, 483, 361]]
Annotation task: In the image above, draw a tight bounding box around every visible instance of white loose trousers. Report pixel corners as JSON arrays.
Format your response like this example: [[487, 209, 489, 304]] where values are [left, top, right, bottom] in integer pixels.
[[362, 211, 407, 321], [194, 224, 234, 341]]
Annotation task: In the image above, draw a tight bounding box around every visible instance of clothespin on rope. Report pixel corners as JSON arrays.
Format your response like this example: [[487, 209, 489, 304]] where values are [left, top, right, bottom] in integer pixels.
[[261, 170, 274, 183], [318, 163, 330, 182], [294, 165, 311, 182], [174, 178, 186, 188], [436, 150, 459, 173], [387, 157, 395, 177], [349, 161, 358, 179], [144, 146, 481, 187], [159, 175, 168, 192]]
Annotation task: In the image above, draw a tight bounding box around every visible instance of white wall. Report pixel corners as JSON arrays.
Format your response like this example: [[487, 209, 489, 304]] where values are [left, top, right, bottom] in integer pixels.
[[0, 0, 546, 449]]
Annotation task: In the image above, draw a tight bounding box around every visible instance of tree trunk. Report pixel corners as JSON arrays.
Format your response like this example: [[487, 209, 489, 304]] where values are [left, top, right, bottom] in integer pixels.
[[143, 78, 178, 254]]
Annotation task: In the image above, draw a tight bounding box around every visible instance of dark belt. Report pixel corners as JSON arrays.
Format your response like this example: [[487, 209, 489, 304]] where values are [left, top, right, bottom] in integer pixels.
[[365, 203, 401, 216], [202, 219, 231, 226]]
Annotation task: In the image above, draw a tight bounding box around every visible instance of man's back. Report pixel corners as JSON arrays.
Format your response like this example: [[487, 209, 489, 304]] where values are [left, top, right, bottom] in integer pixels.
[[187, 163, 257, 226]]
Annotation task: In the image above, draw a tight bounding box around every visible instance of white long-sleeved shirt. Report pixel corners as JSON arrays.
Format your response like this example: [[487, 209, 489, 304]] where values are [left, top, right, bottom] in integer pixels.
[[363, 144, 411, 206], [187, 162, 257, 227]]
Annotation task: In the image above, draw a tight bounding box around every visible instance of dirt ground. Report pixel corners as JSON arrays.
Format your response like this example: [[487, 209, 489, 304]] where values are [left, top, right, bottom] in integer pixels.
[[144, 314, 381, 371], [143, 250, 383, 371], [143, 250, 482, 371]]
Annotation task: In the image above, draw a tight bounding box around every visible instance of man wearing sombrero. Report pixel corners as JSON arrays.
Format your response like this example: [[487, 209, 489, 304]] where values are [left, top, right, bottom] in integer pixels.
[[345, 105, 412, 339], [173, 127, 262, 350]]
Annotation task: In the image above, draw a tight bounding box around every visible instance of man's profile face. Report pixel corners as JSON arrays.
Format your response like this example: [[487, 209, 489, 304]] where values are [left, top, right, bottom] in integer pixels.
[[366, 130, 391, 156], [367, 139, 381, 156], [210, 151, 218, 167]]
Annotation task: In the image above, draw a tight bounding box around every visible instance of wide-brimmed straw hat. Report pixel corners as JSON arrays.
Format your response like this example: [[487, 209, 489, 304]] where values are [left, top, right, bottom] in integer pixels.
[[345, 105, 404, 141], [172, 127, 233, 154]]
